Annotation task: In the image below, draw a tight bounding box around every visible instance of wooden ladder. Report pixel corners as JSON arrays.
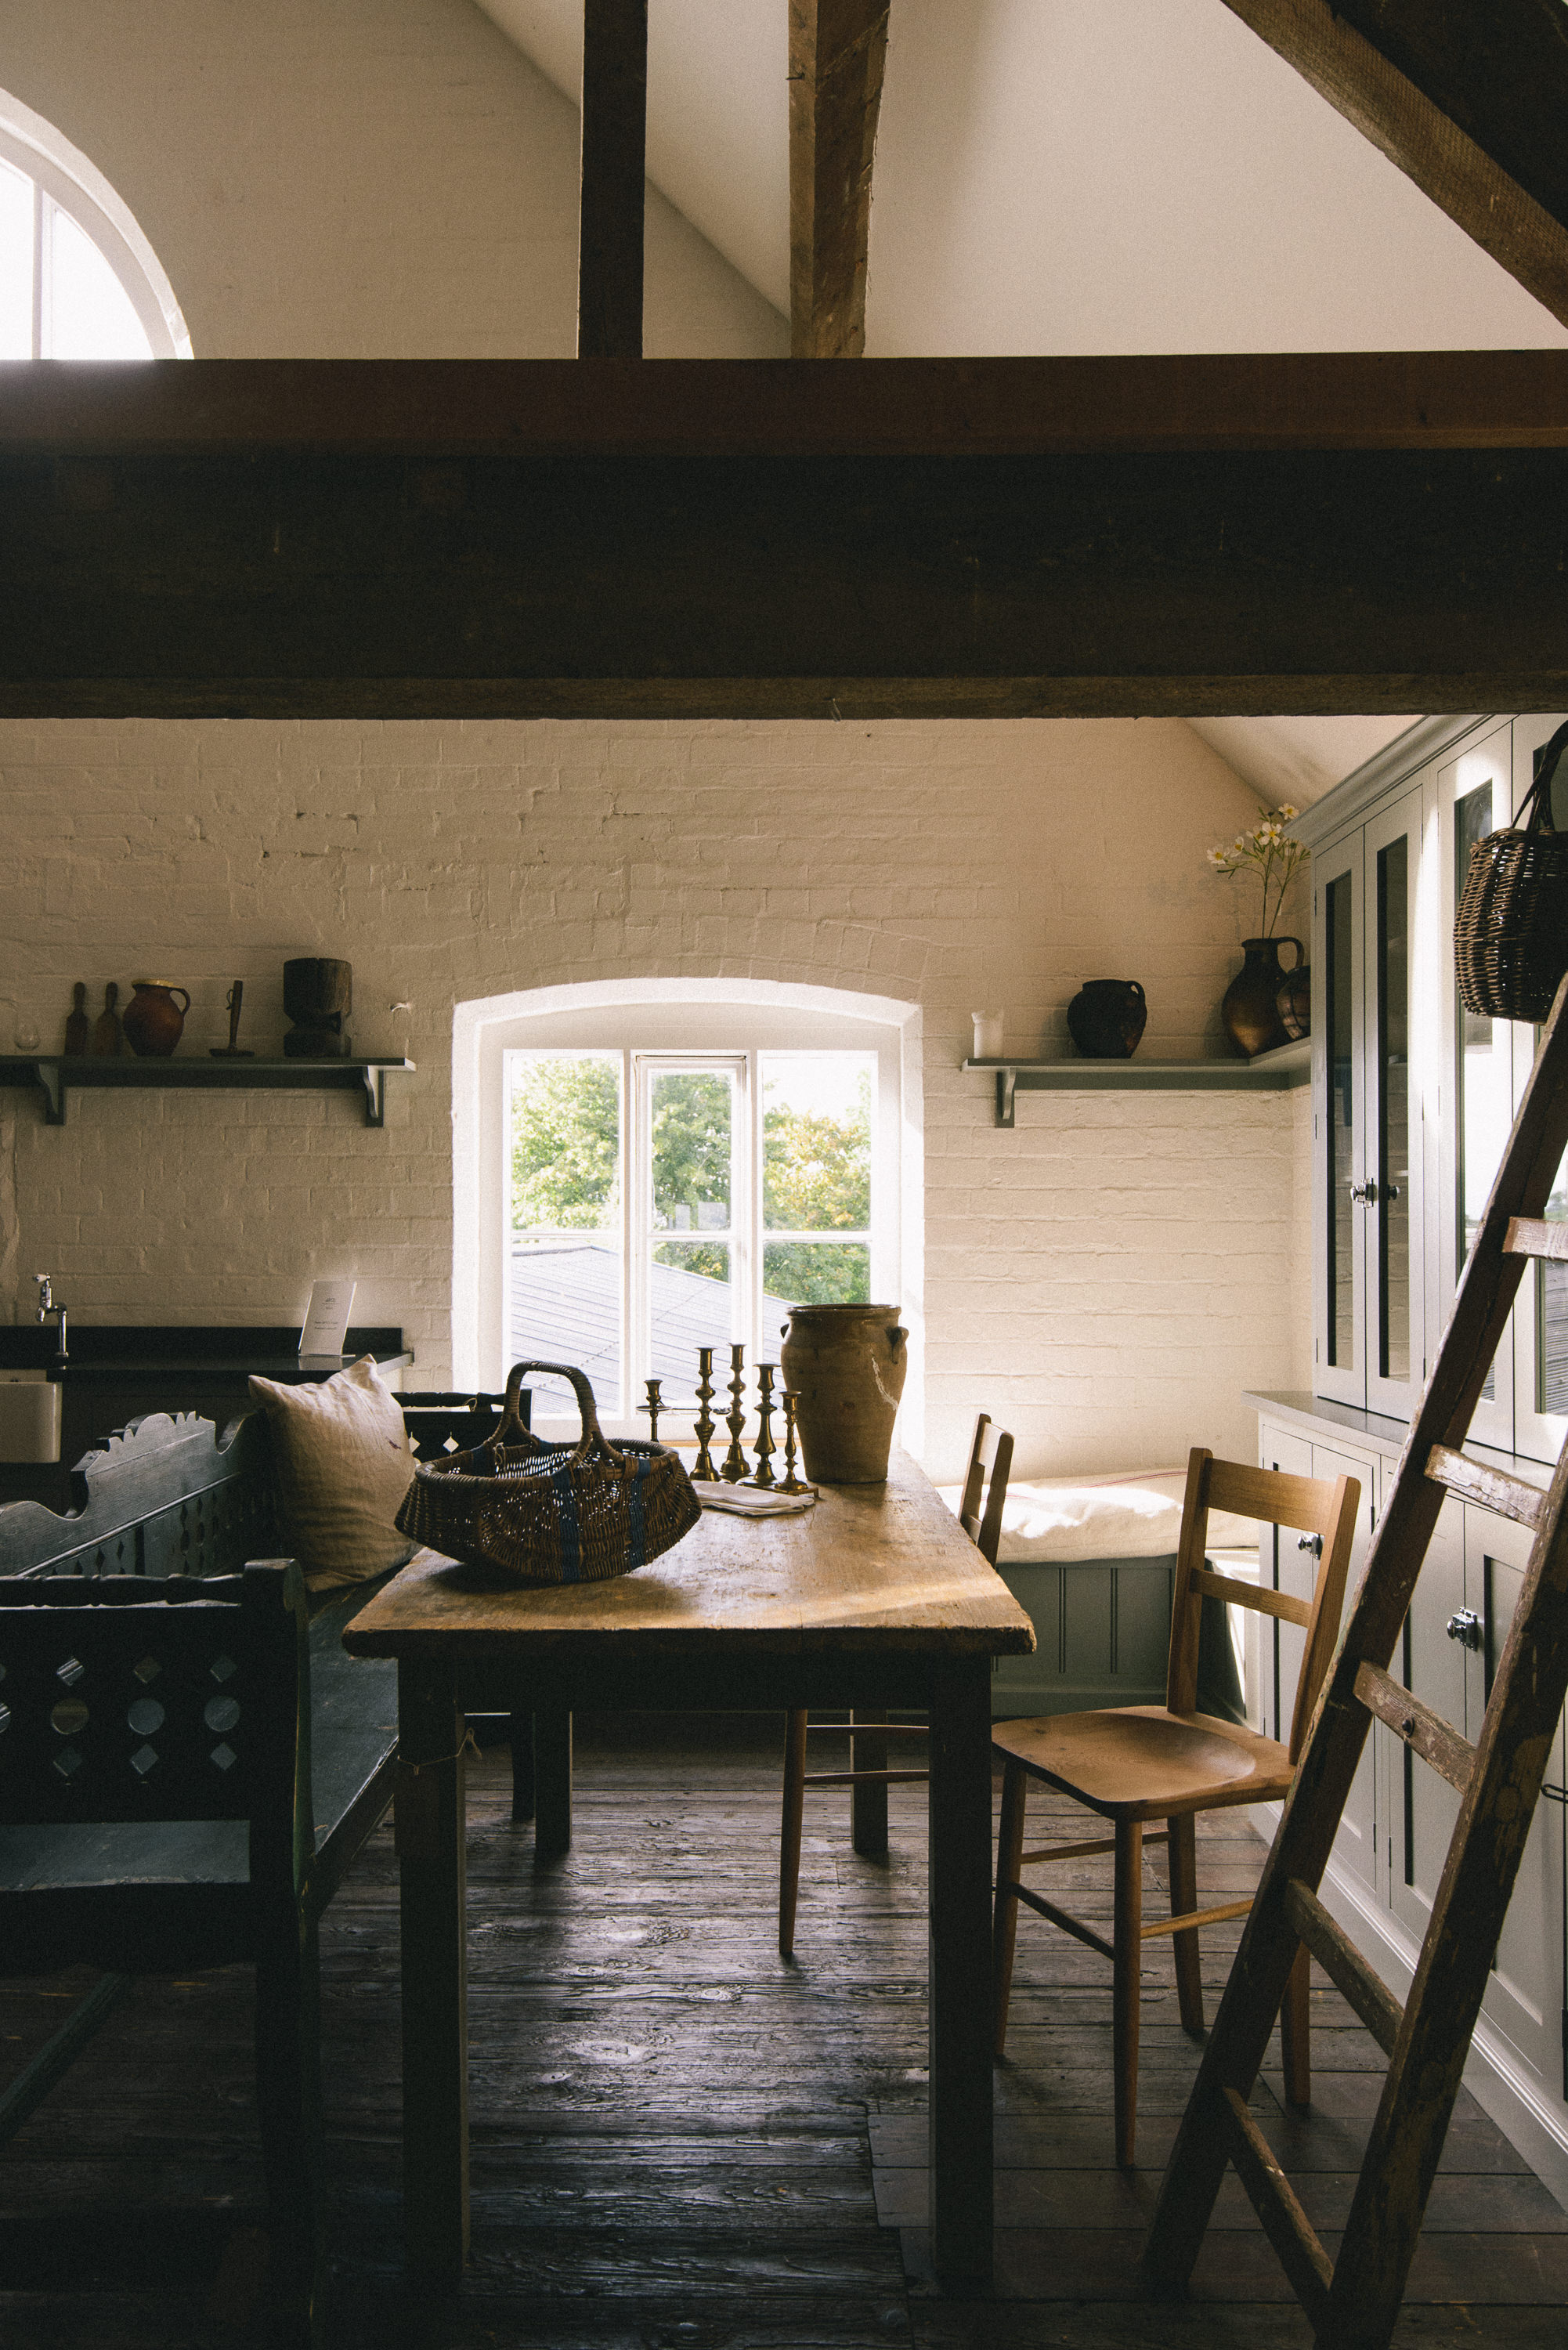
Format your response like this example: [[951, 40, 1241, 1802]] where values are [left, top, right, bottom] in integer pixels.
[[1140, 974, 1568, 2349]]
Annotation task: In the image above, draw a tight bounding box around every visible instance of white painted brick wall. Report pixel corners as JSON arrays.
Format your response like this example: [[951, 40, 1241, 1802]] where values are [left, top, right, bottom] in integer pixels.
[[1, 713, 1304, 1480]]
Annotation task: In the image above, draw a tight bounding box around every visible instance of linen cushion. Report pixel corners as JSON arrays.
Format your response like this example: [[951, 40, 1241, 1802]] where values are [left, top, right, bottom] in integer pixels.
[[938, 1467, 1261, 1564], [247, 1356, 417, 1590]]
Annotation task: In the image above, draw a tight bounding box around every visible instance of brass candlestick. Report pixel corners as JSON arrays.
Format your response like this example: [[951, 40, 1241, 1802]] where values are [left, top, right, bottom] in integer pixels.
[[751, 1364, 778, 1486], [638, 1377, 663, 1444], [721, 1343, 749, 1481], [692, 1347, 718, 1480], [777, 1390, 814, 1495]]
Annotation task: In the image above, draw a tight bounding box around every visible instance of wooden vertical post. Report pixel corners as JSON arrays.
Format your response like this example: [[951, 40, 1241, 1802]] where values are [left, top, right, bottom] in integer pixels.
[[789, 0, 890, 357], [578, 0, 648, 358], [926, 1655, 994, 2282]]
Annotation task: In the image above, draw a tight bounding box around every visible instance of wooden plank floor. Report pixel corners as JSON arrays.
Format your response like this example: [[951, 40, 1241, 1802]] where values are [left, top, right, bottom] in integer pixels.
[[0, 1716, 1563, 2347]]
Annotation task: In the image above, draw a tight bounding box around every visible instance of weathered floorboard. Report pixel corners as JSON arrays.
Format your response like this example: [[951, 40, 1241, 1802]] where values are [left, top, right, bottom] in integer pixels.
[[0, 1725, 1560, 2346]]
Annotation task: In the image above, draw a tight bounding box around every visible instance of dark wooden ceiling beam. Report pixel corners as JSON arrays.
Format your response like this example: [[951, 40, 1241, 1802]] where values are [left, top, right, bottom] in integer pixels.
[[578, 0, 648, 357], [789, 0, 890, 357], [5, 356, 1568, 719], [1222, 0, 1568, 327]]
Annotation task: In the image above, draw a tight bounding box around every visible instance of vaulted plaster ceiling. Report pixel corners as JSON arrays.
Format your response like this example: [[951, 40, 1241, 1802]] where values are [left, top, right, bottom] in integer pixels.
[[471, 0, 1541, 799], [475, 0, 1568, 353]]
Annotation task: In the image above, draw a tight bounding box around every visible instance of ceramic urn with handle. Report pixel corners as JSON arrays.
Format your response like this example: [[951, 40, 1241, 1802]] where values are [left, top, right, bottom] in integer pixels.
[[779, 1303, 909, 1483], [121, 981, 190, 1058]]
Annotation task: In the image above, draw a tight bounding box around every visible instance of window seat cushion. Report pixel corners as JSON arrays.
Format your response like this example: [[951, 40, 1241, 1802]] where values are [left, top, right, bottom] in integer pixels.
[[938, 1469, 1261, 1564]]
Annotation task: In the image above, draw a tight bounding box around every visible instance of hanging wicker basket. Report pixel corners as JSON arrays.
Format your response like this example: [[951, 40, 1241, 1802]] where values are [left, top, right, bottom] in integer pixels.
[[395, 1359, 700, 1585], [1454, 719, 1568, 1021]]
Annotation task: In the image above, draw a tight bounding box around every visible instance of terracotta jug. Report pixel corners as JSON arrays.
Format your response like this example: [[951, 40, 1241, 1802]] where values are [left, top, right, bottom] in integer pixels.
[[1220, 938, 1301, 1059], [121, 981, 190, 1059], [779, 1303, 909, 1484], [1067, 979, 1147, 1059]]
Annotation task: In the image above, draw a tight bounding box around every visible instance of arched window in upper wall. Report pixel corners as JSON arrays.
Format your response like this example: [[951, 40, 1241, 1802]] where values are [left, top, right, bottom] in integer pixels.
[[0, 86, 190, 359]]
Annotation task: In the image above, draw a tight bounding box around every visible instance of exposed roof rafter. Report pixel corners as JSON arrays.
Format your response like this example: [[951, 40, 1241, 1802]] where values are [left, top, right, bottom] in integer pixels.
[[1223, 0, 1568, 327], [789, 0, 889, 357]]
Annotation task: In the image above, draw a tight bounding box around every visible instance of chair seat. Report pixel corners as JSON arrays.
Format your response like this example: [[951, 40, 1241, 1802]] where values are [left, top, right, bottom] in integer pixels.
[[992, 1704, 1293, 1820]]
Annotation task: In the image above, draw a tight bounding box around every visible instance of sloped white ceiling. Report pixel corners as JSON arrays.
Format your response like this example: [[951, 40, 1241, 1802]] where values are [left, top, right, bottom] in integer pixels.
[[473, 0, 1567, 354], [1186, 716, 1420, 808]]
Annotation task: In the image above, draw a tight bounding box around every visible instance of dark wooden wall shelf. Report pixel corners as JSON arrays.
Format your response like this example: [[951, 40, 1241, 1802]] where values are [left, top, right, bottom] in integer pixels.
[[0, 1056, 414, 1127], [965, 1039, 1308, 1126]]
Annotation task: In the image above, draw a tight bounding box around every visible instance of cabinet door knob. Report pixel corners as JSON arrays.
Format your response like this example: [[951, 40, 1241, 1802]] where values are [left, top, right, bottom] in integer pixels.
[[1350, 1180, 1378, 1204], [1445, 1608, 1484, 1650], [1297, 1533, 1323, 1557]]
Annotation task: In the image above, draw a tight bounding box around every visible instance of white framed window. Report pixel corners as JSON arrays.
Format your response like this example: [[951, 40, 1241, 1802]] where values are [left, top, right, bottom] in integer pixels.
[[506, 1045, 878, 1419], [0, 86, 190, 360], [453, 979, 923, 1448]]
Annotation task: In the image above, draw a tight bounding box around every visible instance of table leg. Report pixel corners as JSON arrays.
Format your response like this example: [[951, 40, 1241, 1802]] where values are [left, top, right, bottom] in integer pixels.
[[395, 1658, 469, 2280], [927, 1656, 994, 2284], [533, 1704, 573, 1859], [851, 1708, 889, 1856]]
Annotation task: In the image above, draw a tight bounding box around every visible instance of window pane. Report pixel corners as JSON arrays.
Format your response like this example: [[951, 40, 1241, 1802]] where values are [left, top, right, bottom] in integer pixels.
[[509, 1238, 621, 1415], [0, 158, 33, 360], [46, 201, 152, 359], [511, 1054, 620, 1231], [1455, 782, 1509, 1401], [764, 1240, 871, 1307], [651, 1071, 732, 1231], [1325, 868, 1355, 1369], [1376, 837, 1409, 1383], [650, 1241, 732, 1395], [762, 1054, 873, 1232], [510, 1053, 621, 1414]]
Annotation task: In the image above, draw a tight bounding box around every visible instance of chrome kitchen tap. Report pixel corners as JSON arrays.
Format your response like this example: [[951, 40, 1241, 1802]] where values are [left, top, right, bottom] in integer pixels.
[[34, 1274, 67, 1358]]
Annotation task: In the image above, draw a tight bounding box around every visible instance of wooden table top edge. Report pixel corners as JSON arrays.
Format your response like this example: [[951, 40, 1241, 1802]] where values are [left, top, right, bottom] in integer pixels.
[[341, 1450, 1036, 1661]]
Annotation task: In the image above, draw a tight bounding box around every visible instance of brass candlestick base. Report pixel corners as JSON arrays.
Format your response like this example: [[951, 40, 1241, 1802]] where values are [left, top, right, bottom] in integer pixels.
[[720, 1343, 749, 1481], [638, 1377, 663, 1445], [777, 1390, 814, 1495], [751, 1364, 778, 1485], [692, 1347, 718, 1480]]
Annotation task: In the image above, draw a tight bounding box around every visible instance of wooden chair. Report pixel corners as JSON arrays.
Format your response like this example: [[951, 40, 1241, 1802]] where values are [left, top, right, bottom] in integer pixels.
[[991, 1446, 1360, 2167], [778, 1412, 1013, 1957]]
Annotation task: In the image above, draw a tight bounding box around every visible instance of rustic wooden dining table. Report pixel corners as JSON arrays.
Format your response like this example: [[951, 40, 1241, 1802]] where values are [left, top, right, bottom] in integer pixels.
[[342, 1448, 1035, 2286]]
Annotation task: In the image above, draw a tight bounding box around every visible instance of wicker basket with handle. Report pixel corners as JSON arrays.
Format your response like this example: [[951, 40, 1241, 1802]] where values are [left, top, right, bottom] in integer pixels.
[[1454, 719, 1568, 1021], [394, 1360, 700, 1585]]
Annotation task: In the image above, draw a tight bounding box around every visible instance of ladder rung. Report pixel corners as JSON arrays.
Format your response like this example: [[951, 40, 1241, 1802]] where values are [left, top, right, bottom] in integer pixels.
[[1282, 1879, 1404, 2058], [1191, 1566, 1311, 1625], [1006, 1881, 1116, 1962], [1505, 1215, 1568, 1264], [1219, 2087, 1332, 2330], [1353, 1661, 1476, 1796], [1425, 1444, 1545, 1531], [1141, 1897, 1252, 1940], [803, 1770, 928, 1787]]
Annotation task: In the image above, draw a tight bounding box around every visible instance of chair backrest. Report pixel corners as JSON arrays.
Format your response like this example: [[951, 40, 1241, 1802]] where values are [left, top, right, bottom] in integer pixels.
[[1165, 1448, 1360, 1758], [0, 1564, 303, 1852], [957, 1412, 1014, 1567]]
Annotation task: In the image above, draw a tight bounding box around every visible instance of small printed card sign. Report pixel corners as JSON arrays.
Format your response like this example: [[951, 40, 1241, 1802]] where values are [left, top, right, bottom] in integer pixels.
[[299, 1277, 356, 1361]]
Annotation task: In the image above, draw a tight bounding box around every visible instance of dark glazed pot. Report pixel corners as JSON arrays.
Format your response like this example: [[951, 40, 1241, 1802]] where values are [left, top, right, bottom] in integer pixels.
[[1276, 958, 1312, 1042], [1067, 979, 1147, 1059], [121, 981, 190, 1058], [1222, 937, 1302, 1058], [779, 1303, 909, 1484]]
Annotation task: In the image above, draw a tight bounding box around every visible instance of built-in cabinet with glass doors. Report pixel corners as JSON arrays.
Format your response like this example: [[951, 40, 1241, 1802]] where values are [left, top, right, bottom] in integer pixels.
[[1255, 714, 1568, 2194]]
